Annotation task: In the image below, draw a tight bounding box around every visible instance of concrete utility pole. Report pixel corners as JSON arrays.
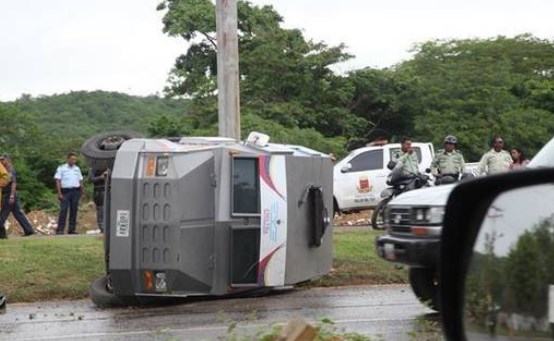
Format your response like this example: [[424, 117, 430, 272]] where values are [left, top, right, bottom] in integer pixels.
[[215, 0, 241, 140]]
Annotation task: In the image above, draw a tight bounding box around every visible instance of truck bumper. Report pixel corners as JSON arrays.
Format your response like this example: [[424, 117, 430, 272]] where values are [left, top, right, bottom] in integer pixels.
[[376, 234, 440, 268]]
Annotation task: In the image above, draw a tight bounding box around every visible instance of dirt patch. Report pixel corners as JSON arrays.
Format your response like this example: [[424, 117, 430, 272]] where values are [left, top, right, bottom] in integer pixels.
[[5, 202, 100, 236], [333, 209, 372, 227], [5, 205, 373, 235]]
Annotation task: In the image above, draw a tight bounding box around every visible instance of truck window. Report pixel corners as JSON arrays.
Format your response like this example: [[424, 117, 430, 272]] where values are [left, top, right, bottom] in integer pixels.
[[232, 158, 260, 215], [349, 150, 383, 172], [389, 147, 422, 164]]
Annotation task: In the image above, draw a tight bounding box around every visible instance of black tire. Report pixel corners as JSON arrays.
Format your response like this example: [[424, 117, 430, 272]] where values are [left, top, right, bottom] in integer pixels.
[[371, 198, 390, 230], [89, 276, 127, 308], [409, 268, 440, 311], [81, 131, 143, 171]]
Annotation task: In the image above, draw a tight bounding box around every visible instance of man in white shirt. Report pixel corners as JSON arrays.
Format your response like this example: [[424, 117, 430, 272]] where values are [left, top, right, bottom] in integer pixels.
[[477, 136, 513, 176], [54, 152, 84, 235]]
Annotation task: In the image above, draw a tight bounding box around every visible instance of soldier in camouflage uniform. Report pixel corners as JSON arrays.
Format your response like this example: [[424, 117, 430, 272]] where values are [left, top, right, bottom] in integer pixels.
[[478, 136, 512, 175], [389, 137, 420, 189], [391, 137, 419, 175], [431, 135, 466, 185]]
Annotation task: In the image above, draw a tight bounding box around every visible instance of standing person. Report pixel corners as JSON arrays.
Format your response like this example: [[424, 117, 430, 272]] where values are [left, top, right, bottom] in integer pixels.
[[0, 154, 34, 237], [88, 167, 108, 233], [0, 158, 8, 313], [509, 148, 530, 170], [0, 159, 10, 239], [431, 135, 466, 185], [477, 136, 512, 176], [55, 152, 84, 235]]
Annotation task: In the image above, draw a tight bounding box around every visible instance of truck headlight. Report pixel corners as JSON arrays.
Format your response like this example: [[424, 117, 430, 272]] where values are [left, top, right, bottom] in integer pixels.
[[413, 207, 444, 224], [426, 207, 444, 224], [155, 272, 167, 292]]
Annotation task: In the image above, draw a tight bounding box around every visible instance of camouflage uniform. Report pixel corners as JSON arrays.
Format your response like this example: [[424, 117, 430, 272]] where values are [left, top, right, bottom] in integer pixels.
[[478, 149, 512, 175], [431, 149, 466, 177], [395, 151, 419, 176]]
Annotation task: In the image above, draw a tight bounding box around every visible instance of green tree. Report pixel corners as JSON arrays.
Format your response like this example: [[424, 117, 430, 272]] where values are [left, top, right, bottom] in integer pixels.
[[505, 217, 554, 318], [157, 0, 363, 140], [398, 35, 554, 160]]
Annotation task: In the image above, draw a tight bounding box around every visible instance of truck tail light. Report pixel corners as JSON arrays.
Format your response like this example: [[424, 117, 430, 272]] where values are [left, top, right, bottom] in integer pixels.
[[411, 226, 429, 236], [144, 271, 154, 290], [145, 157, 156, 177]]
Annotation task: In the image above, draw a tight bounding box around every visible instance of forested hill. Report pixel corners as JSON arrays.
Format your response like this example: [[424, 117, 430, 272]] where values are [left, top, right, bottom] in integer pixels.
[[6, 91, 190, 138]]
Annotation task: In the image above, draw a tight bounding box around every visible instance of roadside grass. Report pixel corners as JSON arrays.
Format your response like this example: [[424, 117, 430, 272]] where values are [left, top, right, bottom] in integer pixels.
[[309, 229, 408, 287], [0, 229, 406, 303], [0, 236, 104, 302]]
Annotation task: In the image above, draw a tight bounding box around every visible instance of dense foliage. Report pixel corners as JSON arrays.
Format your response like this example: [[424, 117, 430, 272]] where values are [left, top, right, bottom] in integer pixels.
[[0, 92, 189, 210], [157, 0, 554, 161], [466, 217, 554, 325], [1, 2, 554, 211]]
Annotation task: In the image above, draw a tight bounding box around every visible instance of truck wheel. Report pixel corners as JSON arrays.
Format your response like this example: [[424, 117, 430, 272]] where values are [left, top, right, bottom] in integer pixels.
[[89, 276, 127, 308], [81, 131, 143, 171], [371, 199, 389, 230], [409, 268, 440, 311]]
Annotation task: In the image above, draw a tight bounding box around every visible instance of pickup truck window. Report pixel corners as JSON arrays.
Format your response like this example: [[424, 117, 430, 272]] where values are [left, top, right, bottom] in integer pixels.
[[390, 147, 423, 164], [349, 150, 383, 172]]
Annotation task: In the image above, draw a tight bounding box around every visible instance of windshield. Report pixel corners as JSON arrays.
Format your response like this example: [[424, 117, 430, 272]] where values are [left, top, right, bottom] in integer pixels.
[[528, 137, 554, 168]]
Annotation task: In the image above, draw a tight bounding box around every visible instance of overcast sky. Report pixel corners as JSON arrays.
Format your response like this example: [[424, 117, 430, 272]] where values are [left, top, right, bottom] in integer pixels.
[[1, 0, 553, 101]]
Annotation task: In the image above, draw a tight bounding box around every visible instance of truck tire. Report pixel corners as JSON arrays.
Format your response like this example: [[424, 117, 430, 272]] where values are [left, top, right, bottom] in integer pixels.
[[371, 198, 390, 230], [81, 131, 143, 171], [409, 268, 440, 311], [89, 276, 126, 308]]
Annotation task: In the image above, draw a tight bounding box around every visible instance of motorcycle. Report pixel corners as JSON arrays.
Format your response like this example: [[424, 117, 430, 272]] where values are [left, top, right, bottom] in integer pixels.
[[371, 165, 476, 229], [371, 162, 431, 230]]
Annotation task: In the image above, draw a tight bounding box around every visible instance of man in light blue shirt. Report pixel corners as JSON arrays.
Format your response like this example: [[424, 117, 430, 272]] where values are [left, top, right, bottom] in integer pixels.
[[54, 152, 84, 235]]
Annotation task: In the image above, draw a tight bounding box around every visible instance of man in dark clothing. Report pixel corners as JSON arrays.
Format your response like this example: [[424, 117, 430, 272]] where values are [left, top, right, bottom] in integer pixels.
[[88, 168, 108, 233], [0, 154, 34, 237]]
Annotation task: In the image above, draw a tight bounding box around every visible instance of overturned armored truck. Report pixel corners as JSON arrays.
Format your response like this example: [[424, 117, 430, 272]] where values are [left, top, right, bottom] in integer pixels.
[[85, 132, 333, 307]]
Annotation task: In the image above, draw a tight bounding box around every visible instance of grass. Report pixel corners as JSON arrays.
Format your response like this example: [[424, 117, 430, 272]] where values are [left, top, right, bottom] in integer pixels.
[[309, 229, 408, 287], [0, 236, 104, 302], [0, 230, 407, 303]]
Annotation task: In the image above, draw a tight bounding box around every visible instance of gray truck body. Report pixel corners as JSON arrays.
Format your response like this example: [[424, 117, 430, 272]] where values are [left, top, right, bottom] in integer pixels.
[[105, 137, 333, 298]]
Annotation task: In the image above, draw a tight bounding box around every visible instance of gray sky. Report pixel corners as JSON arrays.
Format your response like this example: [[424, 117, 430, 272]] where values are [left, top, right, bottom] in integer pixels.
[[1, 0, 553, 101]]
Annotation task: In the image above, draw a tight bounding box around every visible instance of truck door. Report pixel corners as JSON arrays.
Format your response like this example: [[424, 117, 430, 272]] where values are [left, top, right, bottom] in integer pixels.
[[340, 149, 386, 209]]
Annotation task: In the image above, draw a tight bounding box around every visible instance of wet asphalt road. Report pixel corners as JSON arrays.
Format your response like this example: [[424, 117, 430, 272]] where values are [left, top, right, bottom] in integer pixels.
[[0, 285, 438, 341]]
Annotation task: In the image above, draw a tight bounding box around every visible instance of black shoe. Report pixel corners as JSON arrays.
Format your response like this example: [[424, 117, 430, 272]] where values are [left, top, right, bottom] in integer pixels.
[[0, 235, 6, 239], [68, 231, 78, 235], [23, 232, 34, 237], [56, 231, 64, 235]]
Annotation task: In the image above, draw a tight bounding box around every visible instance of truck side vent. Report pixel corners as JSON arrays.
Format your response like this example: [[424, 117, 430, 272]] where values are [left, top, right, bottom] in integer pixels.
[[154, 183, 161, 199]]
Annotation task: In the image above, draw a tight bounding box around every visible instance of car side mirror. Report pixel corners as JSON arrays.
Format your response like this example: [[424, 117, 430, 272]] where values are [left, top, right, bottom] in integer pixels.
[[340, 163, 352, 173], [440, 168, 554, 341]]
